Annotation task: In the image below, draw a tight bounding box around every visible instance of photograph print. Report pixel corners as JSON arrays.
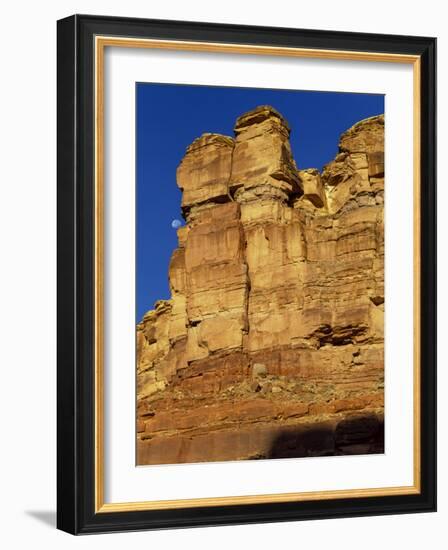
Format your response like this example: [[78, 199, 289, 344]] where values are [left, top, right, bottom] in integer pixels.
[[136, 83, 385, 466]]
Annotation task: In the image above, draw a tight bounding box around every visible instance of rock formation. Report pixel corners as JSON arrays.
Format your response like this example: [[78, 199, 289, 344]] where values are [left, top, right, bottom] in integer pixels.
[[137, 106, 385, 465]]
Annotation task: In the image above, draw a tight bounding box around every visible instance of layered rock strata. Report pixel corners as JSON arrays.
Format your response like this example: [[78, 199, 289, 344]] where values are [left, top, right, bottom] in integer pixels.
[[137, 106, 385, 465]]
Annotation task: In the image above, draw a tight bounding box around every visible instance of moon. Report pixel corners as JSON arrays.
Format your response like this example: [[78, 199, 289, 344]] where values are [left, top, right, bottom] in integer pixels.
[[171, 219, 182, 229]]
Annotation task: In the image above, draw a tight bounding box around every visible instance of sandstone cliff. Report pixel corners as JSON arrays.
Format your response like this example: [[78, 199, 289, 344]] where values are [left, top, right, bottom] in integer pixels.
[[137, 106, 385, 465]]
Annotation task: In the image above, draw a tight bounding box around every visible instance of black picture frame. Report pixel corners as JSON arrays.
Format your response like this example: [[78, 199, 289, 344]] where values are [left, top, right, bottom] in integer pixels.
[[57, 14, 436, 534]]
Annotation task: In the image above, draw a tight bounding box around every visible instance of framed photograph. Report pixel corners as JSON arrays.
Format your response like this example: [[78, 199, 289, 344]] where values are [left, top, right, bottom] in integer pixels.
[[57, 14, 436, 534]]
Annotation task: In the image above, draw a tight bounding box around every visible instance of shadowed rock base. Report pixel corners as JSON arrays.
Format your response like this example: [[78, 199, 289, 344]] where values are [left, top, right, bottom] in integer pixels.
[[137, 413, 384, 465], [267, 414, 384, 459]]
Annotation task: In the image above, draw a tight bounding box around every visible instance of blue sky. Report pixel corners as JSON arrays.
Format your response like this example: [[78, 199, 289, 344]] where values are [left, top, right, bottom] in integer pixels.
[[136, 83, 384, 322]]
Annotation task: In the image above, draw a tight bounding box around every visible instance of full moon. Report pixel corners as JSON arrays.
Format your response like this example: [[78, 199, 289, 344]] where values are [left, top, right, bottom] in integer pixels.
[[171, 219, 182, 229]]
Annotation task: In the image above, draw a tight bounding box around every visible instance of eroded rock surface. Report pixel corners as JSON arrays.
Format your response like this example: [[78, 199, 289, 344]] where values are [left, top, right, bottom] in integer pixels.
[[137, 106, 385, 465]]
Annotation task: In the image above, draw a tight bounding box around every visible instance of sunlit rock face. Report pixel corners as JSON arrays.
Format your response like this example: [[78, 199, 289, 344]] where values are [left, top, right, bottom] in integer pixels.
[[137, 107, 385, 465]]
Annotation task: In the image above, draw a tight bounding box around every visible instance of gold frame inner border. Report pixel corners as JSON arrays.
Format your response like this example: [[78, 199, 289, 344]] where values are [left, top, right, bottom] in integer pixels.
[[94, 35, 421, 513]]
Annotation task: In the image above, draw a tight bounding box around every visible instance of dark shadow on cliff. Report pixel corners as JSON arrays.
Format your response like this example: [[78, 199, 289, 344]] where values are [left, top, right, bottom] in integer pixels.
[[264, 414, 384, 459]]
